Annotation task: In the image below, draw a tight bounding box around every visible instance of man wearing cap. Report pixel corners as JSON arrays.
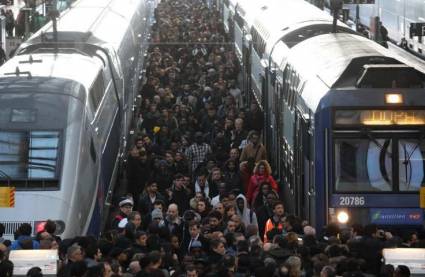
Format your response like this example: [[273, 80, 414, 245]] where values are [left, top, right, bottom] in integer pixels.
[[111, 197, 134, 230]]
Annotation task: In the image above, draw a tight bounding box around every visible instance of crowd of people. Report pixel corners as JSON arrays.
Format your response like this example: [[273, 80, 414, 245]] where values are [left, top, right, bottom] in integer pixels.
[[0, 0, 418, 276]]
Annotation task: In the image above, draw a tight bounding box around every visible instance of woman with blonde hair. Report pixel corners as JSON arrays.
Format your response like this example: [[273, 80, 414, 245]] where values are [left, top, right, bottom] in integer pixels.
[[246, 160, 278, 206]]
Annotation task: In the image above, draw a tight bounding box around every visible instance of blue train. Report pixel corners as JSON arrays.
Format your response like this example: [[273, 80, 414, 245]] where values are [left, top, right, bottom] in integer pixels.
[[218, 0, 425, 230]]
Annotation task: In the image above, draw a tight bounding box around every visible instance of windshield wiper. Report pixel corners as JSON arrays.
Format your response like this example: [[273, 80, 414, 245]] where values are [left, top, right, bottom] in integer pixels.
[[363, 128, 392, 184], [400, 130, 425, 190], [362, 128, 392, 158]]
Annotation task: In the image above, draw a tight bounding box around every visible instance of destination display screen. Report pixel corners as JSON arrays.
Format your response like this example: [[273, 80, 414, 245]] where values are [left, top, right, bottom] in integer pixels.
[[335, 110, 425, 126]]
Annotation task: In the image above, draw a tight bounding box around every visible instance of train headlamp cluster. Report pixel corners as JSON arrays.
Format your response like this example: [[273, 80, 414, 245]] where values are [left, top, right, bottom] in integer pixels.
[[385, 94, 403, 104], [336, 211, 349, 224]]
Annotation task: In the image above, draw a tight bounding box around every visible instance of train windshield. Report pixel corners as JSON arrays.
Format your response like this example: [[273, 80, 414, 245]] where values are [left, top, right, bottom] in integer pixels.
[[334, 137, 425, 192], [0, 131, 61, 187]]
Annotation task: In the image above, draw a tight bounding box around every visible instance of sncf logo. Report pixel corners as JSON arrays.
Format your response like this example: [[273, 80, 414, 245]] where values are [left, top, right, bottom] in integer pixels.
[[408, 213, 422, 220]]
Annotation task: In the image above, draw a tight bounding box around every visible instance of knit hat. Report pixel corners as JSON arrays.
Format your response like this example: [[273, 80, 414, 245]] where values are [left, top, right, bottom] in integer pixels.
[[119, 198, 134, 207], [151, 208, 163, 220]]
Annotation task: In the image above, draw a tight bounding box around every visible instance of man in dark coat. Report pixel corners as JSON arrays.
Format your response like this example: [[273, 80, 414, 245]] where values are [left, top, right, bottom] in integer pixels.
[[168, 173, 191, 214], [357, 224, 384, 275]]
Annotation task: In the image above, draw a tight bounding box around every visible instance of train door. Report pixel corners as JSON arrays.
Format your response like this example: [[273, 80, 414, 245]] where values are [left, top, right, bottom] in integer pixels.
[[85, 71, 107, 236], [273, 81, 282, 180], [104, 46, 125, 153], [86, 121, 102, 236], [280, 66, 296, 214], [265, 66, 279, 172], [294, 112, 314, 220], [243, 34, 252, 107]]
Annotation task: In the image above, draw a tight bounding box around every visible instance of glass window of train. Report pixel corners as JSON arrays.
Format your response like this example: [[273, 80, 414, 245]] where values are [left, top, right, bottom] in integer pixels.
[[283, 105, 295, 148], [0, 131, 60, 184], [334, 138, 392, 192], [235, 12, 244, 29], [357, 66, 425, 88], [398, 139, 425, 191], [90, 72, 105, 111], [288, 72, 299, 109], [95, 50, 112, 83], [300, 119, 311, 160], [282, 66, 291, 102], [281, 25, 356, 48], [90, 138, 96, 163], [104, 46, 123, 79]]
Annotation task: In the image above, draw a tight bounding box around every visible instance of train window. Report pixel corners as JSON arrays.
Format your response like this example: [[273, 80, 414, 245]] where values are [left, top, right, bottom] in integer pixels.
[[90, 72, 105, 111], [398, 139, 425, 191], [334, 138, 393, 192], [10, 109, 37, 123], [90, 138, 97, 163], [283, 104, 295, 148], [282, 66, 291, 102], [235, 11, 244, 29], [356, 65, 425, 88], [281, 25, 356, 48], [0, 131, 60, 184], [250, 27, 266, 58]]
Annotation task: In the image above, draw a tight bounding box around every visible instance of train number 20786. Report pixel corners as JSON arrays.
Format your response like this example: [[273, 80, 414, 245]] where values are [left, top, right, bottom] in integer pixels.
[[338, 196, 365, 206]]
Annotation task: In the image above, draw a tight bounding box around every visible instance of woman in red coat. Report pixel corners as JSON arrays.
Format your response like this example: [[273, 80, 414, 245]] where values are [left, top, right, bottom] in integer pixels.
[[246, 160, 278, 206]]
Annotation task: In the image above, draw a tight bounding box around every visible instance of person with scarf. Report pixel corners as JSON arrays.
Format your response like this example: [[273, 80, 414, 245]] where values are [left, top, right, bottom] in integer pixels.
[[246, 160, 278, 206]]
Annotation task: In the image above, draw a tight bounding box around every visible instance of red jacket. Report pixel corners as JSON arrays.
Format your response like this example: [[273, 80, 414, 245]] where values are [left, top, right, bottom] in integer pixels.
[[246, 174, 278, 206]]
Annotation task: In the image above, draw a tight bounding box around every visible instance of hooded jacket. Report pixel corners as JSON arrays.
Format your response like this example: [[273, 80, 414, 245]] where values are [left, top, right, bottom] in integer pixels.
[[235, 194, 258, 229]]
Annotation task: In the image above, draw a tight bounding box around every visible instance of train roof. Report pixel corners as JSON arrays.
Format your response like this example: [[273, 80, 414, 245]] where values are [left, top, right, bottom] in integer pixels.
[[285, 33, 393, 88], [284, 33, 425, 111], [251, 0, 354, 58], [252, 0, 335, 43], [235, 0, 272, 29], [0, 53, 102, 98], [20, 0, 143, 53]]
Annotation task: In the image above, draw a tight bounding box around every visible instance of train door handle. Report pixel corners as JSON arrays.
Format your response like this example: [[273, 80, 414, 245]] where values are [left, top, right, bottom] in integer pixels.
[[308, 188, 315, 196], [105, 189, 114, 206], [288, 184, 294, 195]]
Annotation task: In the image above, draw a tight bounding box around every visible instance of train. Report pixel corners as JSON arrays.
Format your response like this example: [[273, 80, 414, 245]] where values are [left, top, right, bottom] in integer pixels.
[[341, 0, 425, 58], [218, 0, 425, 230], [0, 0, 154, 239]]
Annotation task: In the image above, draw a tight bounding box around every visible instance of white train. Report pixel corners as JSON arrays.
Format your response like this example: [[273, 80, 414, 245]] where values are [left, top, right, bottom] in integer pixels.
[[0, 0, 154, 239]]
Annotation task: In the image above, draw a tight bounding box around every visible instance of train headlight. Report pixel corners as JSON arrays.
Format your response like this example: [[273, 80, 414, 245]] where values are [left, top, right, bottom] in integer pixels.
[[337, 211, 349, 224], [385, 94, 403, 104]]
